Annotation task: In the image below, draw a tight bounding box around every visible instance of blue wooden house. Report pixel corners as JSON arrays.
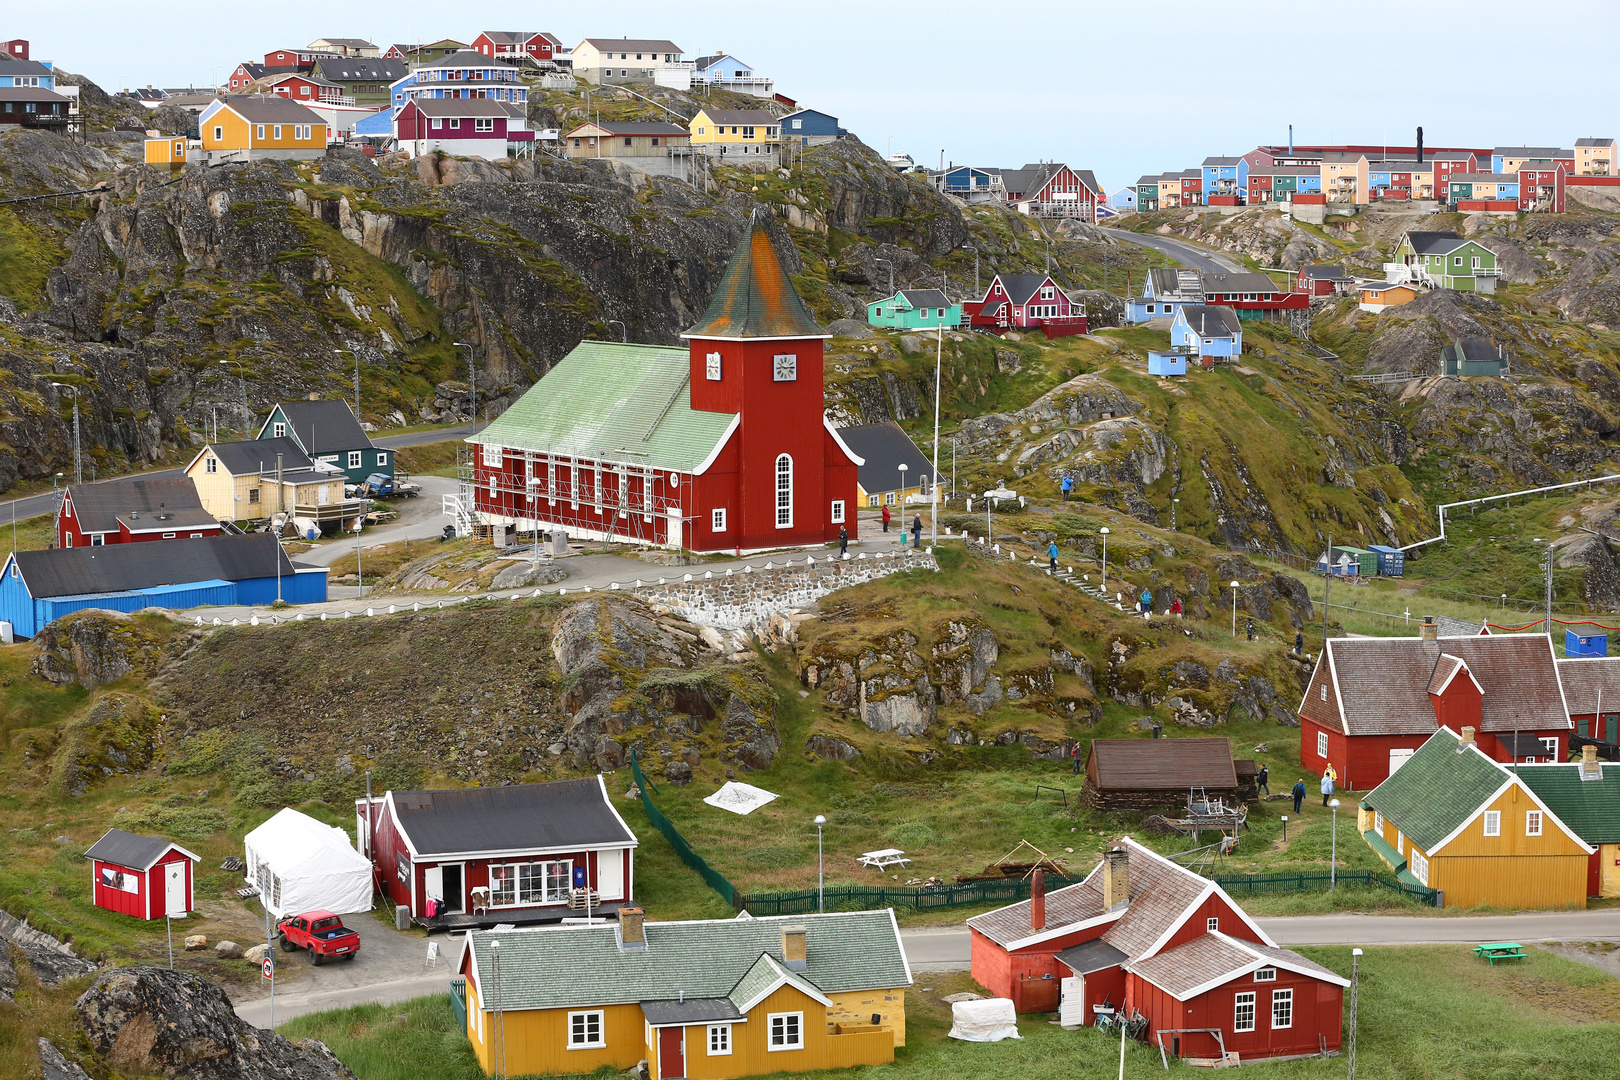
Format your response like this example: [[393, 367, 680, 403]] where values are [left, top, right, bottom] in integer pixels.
[[0, 57, 55, 88], [1125, 268, 1204, 324], [1170, 305, 1242, 358], [1147, 349, 1188, 376], [1202, 156, 1248, 202], [0, 534, 326, 639], [936, 165, 1002, 203], [779, 108, 844, 145]]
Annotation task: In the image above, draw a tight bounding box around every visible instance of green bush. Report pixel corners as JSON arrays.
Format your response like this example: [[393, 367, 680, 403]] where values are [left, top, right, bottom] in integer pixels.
[[111, 805, 228, 841], [886, 820, 938, 849], [744, 846, 803, 870]]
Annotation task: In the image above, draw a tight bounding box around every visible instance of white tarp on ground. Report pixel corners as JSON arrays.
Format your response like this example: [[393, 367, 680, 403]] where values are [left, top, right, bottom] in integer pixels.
[[948, 998, 1022, 1042], [243, 807, 373, 920], [702, 781, 780, 816]]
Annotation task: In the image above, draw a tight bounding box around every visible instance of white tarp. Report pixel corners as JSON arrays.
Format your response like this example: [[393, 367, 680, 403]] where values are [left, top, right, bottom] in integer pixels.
[[702, 781, 779, 816], [243, 807, 373, 920], [948, 998, 1022, 1042]]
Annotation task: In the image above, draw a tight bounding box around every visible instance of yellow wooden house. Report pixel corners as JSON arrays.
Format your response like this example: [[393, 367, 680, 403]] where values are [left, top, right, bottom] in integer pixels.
[[198, 94, 326, 163], [144, 135, 200, 170], [455, 907, 911, 1079], [689, 108, 780, 160], [1360, 726, 1593, 909], [184, 437, 361, 528]]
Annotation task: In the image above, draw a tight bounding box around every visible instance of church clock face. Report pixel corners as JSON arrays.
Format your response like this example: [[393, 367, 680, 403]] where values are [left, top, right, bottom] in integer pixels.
[[773, 354, 797, 381]]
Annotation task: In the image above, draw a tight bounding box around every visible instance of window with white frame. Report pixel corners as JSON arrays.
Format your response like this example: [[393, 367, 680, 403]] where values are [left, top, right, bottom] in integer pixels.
[[1271, 988, 1293, 1029], [768, 1012, 803, 1050], [1410, 848, 1429, 885], [214, 125, 224, 141], [1207, 917, 1219, 932], [775, 454, 793, 528], [1233, 992, 1256, 1033], [1320, 684, 1327, 702], [256, 124, 266, 139], [272, 125, 283, 140], [567, 1010, 605, 1048], [1254, 967, 1276, 983], [1317, 731, 1329, 757], [378, 452, 387, 466], [348, 451, 362, 469], [1373, 810, 1384, 832], [488, 860, 571, 906], [1540, 737, 1559, 757], [831, 499, 845, 523], [708, 1024, 732, 1055], [706, 352, 722, 381], [773, 354, 797, 382], [1483, 811, 1501, 837], [205, 457, 217, 474], [868, 495, 879, 507], [273, 422, 286, 438], [1526, 810, 1543, 836], [482, 443, 501, 467], [711, 508, 726, 532]]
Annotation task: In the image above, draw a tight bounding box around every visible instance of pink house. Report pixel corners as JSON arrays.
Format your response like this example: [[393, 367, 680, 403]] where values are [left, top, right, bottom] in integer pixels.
[[395, 97, 528, 159]]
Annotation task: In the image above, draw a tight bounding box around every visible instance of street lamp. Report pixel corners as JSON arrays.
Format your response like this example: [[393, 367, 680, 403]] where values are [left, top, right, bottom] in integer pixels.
[[49, 383, 81, 486], [1329, 797, 1341, 892], [454, 342, 478, 428], [1099, 526, 1110, 588], [1230, 580, 1241, 638], [219, 359, 248, 438], [897, 463, 908, 519], [813, 815, 827, 913], [1280, 815, 1288, 843], [1347, 948, 1363, 1080], [607, 319, 627, 343]]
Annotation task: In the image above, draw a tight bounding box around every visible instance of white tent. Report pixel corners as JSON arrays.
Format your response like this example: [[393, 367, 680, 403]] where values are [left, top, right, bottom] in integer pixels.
[[243, 807, 373, 920], [947, 998, 1021, 1042]]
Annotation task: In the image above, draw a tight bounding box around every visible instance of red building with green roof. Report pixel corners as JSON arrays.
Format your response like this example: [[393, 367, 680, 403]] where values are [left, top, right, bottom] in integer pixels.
[[468, 217, 863, 553]]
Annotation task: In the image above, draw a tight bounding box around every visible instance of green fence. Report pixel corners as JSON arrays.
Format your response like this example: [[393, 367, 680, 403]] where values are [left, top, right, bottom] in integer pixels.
[[630, 752, 737, 906], [1212, 871, 1440, 907], [449, 978, 467, 1031]]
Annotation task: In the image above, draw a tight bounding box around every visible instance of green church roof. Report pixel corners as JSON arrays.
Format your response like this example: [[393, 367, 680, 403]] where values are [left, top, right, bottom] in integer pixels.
[[1362, 729, 1510, 853], [471, 341, 735, 473], [683, 217, 827, 340]]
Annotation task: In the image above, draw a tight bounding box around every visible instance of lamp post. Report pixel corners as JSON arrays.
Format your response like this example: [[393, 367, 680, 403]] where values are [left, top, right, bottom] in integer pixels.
[[49, 383, 81, 485], [1347, 948, 1362, 1080], [219, 359, 248, 438], [897, 463, 908, 518], [1099, 526, 1109, 589], [607, 319, 627, 343], [1329, 797, 1341, 891], [813, 815, 826, 913], [454, 342, 477, 428], [1280, 815, 1288, 843], [1230, 580, 1241, 638]]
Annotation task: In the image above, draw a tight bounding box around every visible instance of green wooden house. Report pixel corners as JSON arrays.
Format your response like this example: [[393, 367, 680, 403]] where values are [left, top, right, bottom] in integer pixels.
[[1392, 231, 1499, 293], [256, 399, 391, 486], [867, 289, 962, 331], [1441, 337, 1505, 377]]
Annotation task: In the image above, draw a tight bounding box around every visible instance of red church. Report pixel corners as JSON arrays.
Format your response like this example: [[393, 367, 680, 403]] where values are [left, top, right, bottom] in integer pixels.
[[1298, 620, 1573, 791], [469, 217, 862, 554], [968, 838, 1348, 1063], [56, 477, 222, 549]]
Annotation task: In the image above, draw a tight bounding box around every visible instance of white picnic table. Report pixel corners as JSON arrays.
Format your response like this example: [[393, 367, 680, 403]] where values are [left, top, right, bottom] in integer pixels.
[[858, 848, 912, 871]]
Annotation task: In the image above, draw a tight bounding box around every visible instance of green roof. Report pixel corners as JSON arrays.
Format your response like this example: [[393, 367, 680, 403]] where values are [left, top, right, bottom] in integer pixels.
[[467, 910, 909, 1012], [1517, 763, 1620, 843], [728, 953, 829, 1011], [1362, 730, 1511, 852], [471, 341, 735, 473], [683, 218, 827, 340], [1362, 829, 1406, 873]]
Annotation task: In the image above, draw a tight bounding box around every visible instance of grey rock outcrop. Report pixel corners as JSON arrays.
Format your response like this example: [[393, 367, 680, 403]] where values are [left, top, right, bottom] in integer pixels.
[[31, 609, 177, 689], [0, 909, 98, 988], [490, 561, 567, 590], [805, 733, 860, 762], [39, 1040, 92, 1080]]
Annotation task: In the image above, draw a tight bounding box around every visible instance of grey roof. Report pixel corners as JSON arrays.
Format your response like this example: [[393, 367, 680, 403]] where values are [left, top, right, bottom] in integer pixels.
[[1449, 173, 1520, 183], [405, 97, 511, 117], [1301, 264, 1352, 280], [1055, 938, 1128, 974], [1401, 230, 1470, 255], [1435, 614, 1488, 637], [897, 289, 950, 308], [263, 401, 373, 455], [993, 273, 1057, 306], [389, 778, 636, 857], [10, 533, 298, 599], [218, 94, 325, 124], [0, 58, 52, 77], [641, 998, 744, 1025], [1576, 138, 1616, 148], [1202, 156, 1243, 166], [204, 437, 315, 476], [1442, 337, 1500, 363], [413, 50, 516, 69], [313, 58, 409, 81], [575, 120, 689, 136], [1177, 305, 1243, 337], [700, 109, 778, 126], [1147, 268, 1197, 298], [1555, 656, 1620, 716], [0, 88, 70, 104], [581, 38, 683, 54], [1200, 272, 1280, 295], [65, 477, 214, 535], [84, 828, 198, 870], [1491, 146, 1565, 157], [465, 910, 909, 1011], [315, 38, 375, 48], [837, 422, 934, 495]]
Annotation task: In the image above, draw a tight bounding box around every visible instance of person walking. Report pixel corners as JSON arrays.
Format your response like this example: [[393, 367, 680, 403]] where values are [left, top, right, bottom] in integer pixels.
[[1258, 764, 1270, 797], [1246, 617, 1255, 641], [1069, 740, 1082, 775], [1320, 766, 1336, 807], [881, 504, 891, 533], [838, 524, 848, 557], [911, 514, 923, 548], [1170, 597, 1183, 618], [1294, 631, 1304, 655], [1048, 540, 1060, 574], [1061, 474, 1073, 501], [1140, 588, 1154, 616], [1291, 778, 1306, 814]]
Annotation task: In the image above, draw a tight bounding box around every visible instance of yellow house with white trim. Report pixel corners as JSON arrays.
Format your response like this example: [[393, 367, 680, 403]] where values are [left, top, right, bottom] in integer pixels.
[[199, 94, 326, 163], [690, 108, 780, 160], [1320, 152, 1368, 204]]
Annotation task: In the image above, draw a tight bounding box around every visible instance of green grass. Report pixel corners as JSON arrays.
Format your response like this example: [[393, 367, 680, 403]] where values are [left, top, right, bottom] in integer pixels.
[[394, 439, 462, 478], [281, 996, 486, 1080]]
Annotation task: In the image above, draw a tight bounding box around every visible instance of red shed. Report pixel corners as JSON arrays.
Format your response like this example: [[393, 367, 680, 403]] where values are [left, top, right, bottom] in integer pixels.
[[84, 828, 199, 920], [967, 839, 1347, 1061]]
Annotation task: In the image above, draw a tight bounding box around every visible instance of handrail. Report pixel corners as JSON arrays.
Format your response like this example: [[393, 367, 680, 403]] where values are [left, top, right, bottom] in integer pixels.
[[1400, 473, 1620, 551]]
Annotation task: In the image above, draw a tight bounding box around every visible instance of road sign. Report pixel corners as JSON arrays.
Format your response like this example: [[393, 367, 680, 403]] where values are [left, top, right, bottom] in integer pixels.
[[262, 956, 274, 979]]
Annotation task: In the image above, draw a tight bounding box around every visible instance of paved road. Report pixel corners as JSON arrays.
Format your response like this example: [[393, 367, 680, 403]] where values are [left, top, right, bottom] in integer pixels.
[[0, 424, 484, 522], [1106, 227, 1243, 274], [294, 475, 461, 568]]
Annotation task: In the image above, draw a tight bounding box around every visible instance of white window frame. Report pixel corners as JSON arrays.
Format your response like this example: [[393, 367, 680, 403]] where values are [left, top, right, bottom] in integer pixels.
[[712, 508, 727, 533], [1271, 988, 1293, 1030], [1317, 731, 1329, 757], [567, 1010, 605, 1049], [768, 1012, 804, 1051], [1233, 992, 1256, 1033], [1525, 810, 1543, 837], [1206, 917, 1219, 932], [1483, 811, 1501, 837], [706, 352, 722, 381], [162, 532, 176, 540], [214, 125, 223, 141], [205, 457, 217, 474], [256, 124, 266, 139], [831, 499, 845, 524], [348, 450, 363, 469], [1254, 967, 1277, 983], [1540, 737, 1558, 757], [1410, 848, 1428, 886], [482, 443, 501, 467], [488, 860, 572, 907], [475, 117, 494, 132], [707, 1024, 732, 1055], [272, 125, 283, 140], [273, 422, 286, 438], [378, 452, 387, 466], [775, 454, 793, 529], [1374, 810, 1384, 832]]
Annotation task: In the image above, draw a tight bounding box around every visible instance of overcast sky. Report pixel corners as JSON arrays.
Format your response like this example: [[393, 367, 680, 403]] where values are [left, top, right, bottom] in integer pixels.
[[18, 0, 1618, 196]]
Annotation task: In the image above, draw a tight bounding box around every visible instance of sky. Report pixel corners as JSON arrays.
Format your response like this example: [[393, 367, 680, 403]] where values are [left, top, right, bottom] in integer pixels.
[[15, 0, 1620, 196]]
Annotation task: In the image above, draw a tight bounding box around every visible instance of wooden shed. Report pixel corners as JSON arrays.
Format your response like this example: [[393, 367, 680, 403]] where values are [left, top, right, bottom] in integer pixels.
[[1080, 738, 1242, 812], [84, 829, 200, 921]]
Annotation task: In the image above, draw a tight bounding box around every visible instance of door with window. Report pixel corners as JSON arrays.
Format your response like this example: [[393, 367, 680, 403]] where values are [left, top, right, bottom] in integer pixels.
[[164, 861, 187, 916], [657, 1026, 684, 1079], [1389, 748, 1415, 775]]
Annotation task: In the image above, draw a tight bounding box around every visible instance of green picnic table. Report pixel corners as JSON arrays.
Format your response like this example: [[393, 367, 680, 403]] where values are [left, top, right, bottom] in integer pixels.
[[1472, 942, 1527, 965]]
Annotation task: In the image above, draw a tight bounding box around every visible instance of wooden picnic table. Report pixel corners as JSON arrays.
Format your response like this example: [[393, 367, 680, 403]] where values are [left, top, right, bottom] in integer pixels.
[[858, 848, 912, 871], [1472, 942, 1527, 965]]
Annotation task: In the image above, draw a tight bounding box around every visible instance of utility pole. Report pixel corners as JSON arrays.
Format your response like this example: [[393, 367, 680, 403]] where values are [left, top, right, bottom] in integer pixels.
[[931, 326, 943, 550], [1322, 530, 1332, 648], [1347, 948, 1362, 1080], [455, 342, 477, 428], [50, 383, 81, 485]]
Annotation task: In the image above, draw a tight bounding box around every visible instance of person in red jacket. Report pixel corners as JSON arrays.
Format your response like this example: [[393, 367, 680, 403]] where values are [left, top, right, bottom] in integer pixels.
[[881, 504, 891, 532]]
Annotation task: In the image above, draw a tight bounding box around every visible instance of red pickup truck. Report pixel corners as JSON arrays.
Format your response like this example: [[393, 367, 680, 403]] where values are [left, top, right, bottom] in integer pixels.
[[277, 910, 361, 965]]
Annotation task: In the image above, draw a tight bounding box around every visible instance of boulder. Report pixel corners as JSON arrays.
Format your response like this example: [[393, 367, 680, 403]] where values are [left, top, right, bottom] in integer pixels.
[[804, 733, 860, 762], [721, 694, 781, 770], [663, 760, 692, 784], [213, 940, 242, 959], [76, 966, 357, 1080], [243, 943, 272, 963], [183, 935, 208, 951], [30, 609, 176, 690], [826, 318, 874, 339], [39, 1039, 92, 1080], [0, 909, 98, 987], [490, 561, 567, 591]]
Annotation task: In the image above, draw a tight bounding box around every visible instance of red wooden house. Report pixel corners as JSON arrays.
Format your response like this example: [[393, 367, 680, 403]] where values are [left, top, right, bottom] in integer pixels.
[[967, 839, 1348, 1062], [357, 776, 639, 927], [967, 273, 1088, 338], [1297, 265, 1354, 296], [1298, 620, 1573, 791], [263, 47, 338, 72], [84, 829, 199, 920], [264, 72, 345, 104], [226, 63, 268, 90], [999, 163, 1103, 223], [468, 216, 863, 554], [471, 31, 561, 64], [1557, 656, 1620, 748], [56, 477, 221, 549], [1198, 272, 1309, 319], [395, 98, 521, 158], [1519, 165, 1566, 212]]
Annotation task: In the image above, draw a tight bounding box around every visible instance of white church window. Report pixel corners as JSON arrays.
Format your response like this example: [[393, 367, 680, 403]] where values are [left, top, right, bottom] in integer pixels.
[[775, 455, 793, 528]]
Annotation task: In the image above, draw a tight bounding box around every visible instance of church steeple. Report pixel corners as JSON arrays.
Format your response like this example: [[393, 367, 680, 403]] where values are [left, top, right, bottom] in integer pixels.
[[683, 215, 828, 341]]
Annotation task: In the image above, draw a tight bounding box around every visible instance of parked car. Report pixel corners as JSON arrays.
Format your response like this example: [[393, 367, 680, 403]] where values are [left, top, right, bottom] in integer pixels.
[[355, 472, 421, 499], [277, 910, 361, 965]]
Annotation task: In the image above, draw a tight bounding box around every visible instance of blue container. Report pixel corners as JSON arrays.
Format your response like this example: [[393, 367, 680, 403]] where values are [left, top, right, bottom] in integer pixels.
[[1368, 544, 1406, 577], [1565, 630, 1608, 657]]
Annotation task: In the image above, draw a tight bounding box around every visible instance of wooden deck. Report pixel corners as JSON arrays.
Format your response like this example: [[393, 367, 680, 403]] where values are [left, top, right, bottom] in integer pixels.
[[413, 899, 631, 932]]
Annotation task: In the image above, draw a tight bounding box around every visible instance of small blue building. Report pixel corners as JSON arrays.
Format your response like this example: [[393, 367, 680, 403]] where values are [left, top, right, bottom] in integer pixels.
[[1125, 268, 1204, 324], [1202, 156, 1249, 201], [779, 108, 844, 145], [0, 533, 326, 638], [1147, 349, 1188, 376], [935, 165, 1001, 202], [1566, 630, 1608, 657], [1170, 304, 1243, 358], [0, 57, 55, 89], [1367, 544, 1405, 576]]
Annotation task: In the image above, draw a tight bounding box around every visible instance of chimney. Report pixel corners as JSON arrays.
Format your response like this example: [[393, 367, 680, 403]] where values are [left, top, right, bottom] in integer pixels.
[[616, 905, 646, 950], [1101, 847, 1129, 912], [1581, 743, 1603, 780], [1288, 124, 1293, 155], [781, 925, 807, 972], [1458, 726, 1476, 751], [1420, 616, 1438, 652], [1030, 868, 1046, 932], [1416, 126, 1424, 164], [308, 391, 320, 400]]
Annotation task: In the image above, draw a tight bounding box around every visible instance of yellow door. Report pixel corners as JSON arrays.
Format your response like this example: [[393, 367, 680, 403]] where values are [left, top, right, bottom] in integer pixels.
[[1603, 845, 1620, 899]]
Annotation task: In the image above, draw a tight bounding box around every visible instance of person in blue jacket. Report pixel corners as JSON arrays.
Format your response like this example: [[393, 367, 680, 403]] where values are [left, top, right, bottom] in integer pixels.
[[1061, 474, 1073, 501], [1048, 541, 1059, 574]]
